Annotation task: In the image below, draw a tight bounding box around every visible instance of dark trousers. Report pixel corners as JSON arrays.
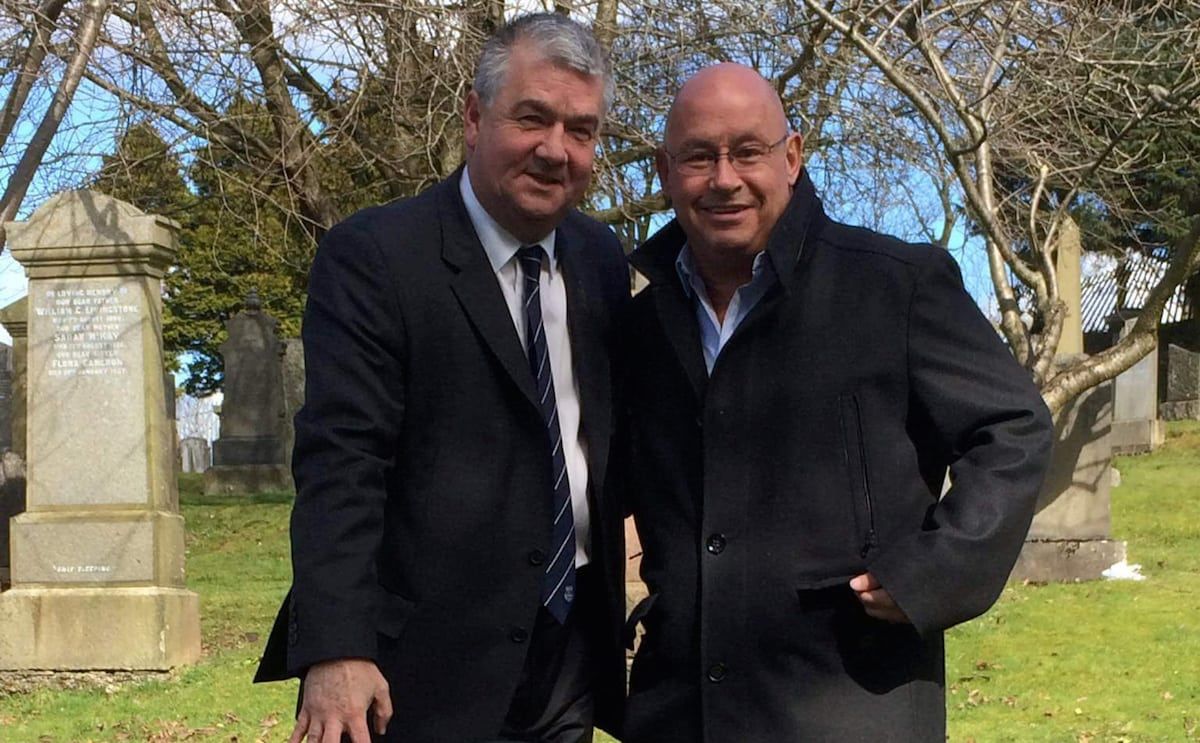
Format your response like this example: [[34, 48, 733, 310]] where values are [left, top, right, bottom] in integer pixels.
[[495, 566, 598, 743]]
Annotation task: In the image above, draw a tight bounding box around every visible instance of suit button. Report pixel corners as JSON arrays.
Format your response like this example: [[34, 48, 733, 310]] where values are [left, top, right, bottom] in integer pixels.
[[695, 415, 703, 428], [707, 662, 727, 683], [528, 549, 546, 566], [706, 533, 727, 555], [510, 627, 529, 643]]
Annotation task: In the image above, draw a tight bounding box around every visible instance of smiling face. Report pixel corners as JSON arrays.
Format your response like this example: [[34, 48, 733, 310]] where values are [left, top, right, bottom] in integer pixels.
[[657, 64, 803, 265], [464, 41, 606, 244]]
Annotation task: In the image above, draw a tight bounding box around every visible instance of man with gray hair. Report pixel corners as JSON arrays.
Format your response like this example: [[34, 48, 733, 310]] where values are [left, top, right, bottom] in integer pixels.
[[256, 13, 629, 743]]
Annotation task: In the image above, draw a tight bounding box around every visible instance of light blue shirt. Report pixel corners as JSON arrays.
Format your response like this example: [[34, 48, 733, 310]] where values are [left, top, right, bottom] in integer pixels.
[[675, 245, 776, 374]]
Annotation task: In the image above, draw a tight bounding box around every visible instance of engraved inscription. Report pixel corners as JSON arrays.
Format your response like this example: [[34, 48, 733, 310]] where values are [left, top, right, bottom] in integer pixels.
[[35, 286, 138, 378], [52, 564, 115, 575]]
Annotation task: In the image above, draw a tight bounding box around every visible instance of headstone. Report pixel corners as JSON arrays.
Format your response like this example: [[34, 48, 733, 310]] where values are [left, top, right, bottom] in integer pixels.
[[0, 190, 201, 670], [0, 452, 25, 590], [204, 290, 291, 494], [1011, 365, 1125, 582], [1160, 344, 1200, 421], [0, 297, 28, 456], [280, 337, 305, 469], [1055, 216, 1084, 356], [180, 437, 211, 473], [1110, 318, 1165, 454], [0, 343, 12, 450]]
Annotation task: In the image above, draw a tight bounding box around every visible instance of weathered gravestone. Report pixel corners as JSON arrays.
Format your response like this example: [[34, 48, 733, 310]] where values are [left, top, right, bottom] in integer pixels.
[[0, 190, 201, 670], [1160, 344, 1200, 421], [1011, 375, 1126, 581], [1110, 318, 1165, 454], [280, 337, 305, 474], [0, 343, 14, 588], [1010, 217, 1125, 582], [0, 452, 24, 590], [204, 290, 291, 494], [0, 300, 27, 592], [0, 343, 13, 451], [0, 297, 28, 457]]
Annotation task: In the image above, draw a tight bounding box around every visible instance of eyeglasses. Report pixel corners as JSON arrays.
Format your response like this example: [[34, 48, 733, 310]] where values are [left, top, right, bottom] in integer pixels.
[[665, 135, 790, 175]]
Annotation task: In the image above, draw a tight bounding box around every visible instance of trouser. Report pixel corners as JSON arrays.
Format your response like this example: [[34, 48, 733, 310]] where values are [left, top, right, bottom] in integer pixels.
[[495, 566, 598, 743]]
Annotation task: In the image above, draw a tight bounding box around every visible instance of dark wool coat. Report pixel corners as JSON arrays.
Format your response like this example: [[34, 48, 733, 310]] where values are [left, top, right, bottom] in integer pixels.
[[621, 172, 1054, 743], [255, 170, 630, 742]]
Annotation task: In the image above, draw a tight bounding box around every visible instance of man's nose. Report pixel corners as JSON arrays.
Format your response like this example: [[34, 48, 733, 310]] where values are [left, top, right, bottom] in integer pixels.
[[709, 155, 741, 191], [535, 125, 569, 165]]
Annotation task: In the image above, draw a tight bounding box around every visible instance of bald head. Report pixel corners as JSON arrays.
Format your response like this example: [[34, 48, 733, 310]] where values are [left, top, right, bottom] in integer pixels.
[[665, 63, 790, 148], [656, 63, 804, 279]]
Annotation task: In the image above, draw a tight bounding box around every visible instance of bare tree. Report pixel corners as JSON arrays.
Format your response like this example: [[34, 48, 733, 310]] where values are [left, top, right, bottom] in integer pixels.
[[6, 0, 1198, 412], [0, 0, 112, 250], [800, 0, 1200, 412]]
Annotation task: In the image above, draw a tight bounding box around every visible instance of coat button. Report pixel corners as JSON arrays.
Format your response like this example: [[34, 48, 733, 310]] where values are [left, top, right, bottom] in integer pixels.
[[528, 549, 546, 566], [707, 662, 727, 683], [510, 627, 529, 643], [706, 533, 727, 555]]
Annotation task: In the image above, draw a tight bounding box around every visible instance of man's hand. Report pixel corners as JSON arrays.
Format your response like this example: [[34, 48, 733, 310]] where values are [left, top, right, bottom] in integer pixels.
[[288, 658, 392, 743], [849, 572, 911, 624]]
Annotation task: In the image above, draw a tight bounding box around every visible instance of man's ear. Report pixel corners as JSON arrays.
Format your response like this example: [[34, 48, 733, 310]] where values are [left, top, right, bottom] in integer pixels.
[[464, 91, 482, 152], [785, 132, 804, 186], [655, 146, 670, 191]]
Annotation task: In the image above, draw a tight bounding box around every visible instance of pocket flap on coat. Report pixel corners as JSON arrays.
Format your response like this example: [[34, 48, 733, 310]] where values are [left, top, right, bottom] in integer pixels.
[[623, 592, 659, 650], [376, 590, 417, 639]]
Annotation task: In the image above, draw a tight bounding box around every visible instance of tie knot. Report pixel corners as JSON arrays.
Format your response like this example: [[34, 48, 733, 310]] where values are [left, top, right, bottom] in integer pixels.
[[517, 244, 544, 278]]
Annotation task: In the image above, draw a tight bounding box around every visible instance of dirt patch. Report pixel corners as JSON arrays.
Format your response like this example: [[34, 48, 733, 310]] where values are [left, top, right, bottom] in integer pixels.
[[0, 670, 170, 697]]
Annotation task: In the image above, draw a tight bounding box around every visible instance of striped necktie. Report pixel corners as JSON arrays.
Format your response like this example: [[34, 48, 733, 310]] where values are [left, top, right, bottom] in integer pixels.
[[517, 245, 575, 624]]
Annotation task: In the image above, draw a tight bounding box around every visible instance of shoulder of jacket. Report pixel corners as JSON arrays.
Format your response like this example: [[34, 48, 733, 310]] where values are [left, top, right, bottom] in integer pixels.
[[815, 220, 945, 272]]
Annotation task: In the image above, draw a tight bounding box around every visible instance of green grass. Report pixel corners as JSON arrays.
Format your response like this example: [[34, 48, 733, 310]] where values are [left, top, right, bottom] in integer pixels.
[[944, 420, 1200, 742], [3, 428, 1199, 741]]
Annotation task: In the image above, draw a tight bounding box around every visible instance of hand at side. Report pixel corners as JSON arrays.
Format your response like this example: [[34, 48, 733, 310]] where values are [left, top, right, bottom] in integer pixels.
[[287, 658, 392, 743]]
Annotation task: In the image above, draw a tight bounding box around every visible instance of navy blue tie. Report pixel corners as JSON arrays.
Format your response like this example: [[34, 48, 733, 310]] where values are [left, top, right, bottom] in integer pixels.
[[517, 245, 575, 624]]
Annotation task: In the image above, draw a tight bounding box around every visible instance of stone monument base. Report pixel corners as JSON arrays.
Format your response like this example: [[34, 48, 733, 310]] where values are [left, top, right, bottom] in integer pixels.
[[0, 586, 200, 670], [203, 464, 293, 496], [1110, 419, 1165, 455], [1160, 400, 1200, 421], [1009, 538, 1127, 583]]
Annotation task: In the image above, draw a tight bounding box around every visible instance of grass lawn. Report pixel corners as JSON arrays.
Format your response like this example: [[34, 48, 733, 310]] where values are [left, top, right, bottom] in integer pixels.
[[2, 422, 1198, 741]]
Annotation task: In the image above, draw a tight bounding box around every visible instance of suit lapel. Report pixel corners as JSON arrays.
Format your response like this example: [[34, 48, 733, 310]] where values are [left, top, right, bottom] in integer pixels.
[[438, 177, 539, 410], [558, 226, 612, 498]]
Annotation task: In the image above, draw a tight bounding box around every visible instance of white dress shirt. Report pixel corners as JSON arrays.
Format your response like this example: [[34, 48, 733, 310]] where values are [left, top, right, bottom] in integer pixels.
[[460, 168, 591, 567]]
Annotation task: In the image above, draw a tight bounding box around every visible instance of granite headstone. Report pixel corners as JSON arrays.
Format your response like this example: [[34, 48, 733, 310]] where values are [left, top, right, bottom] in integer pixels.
[[1160, 344, 1200, 421]]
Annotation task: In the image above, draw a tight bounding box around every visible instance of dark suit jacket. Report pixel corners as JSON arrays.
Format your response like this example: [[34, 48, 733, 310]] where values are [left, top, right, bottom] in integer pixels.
[[256, 170, 630, 742], [620, 171, 1054, 742]]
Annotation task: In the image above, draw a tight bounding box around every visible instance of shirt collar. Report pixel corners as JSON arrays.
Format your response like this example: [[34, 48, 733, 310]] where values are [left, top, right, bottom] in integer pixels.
[[460, 166, 557, 274], [675, 244, 771, 298]]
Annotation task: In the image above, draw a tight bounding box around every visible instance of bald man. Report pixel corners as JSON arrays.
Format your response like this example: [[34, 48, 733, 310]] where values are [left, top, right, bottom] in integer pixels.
[[618, 63, 1053, 741]]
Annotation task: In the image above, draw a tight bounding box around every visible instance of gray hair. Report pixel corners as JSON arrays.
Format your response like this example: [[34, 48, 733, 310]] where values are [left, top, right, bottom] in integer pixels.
[[474, 13, 614, 115]]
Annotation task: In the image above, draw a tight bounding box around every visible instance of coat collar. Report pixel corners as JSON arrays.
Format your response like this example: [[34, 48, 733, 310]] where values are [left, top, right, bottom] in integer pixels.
[[629, 168, 825, 293]]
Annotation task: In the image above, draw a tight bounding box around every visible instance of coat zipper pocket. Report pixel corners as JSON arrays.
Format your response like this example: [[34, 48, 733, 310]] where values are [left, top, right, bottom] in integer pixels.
[[839, 393, 878, 558]]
